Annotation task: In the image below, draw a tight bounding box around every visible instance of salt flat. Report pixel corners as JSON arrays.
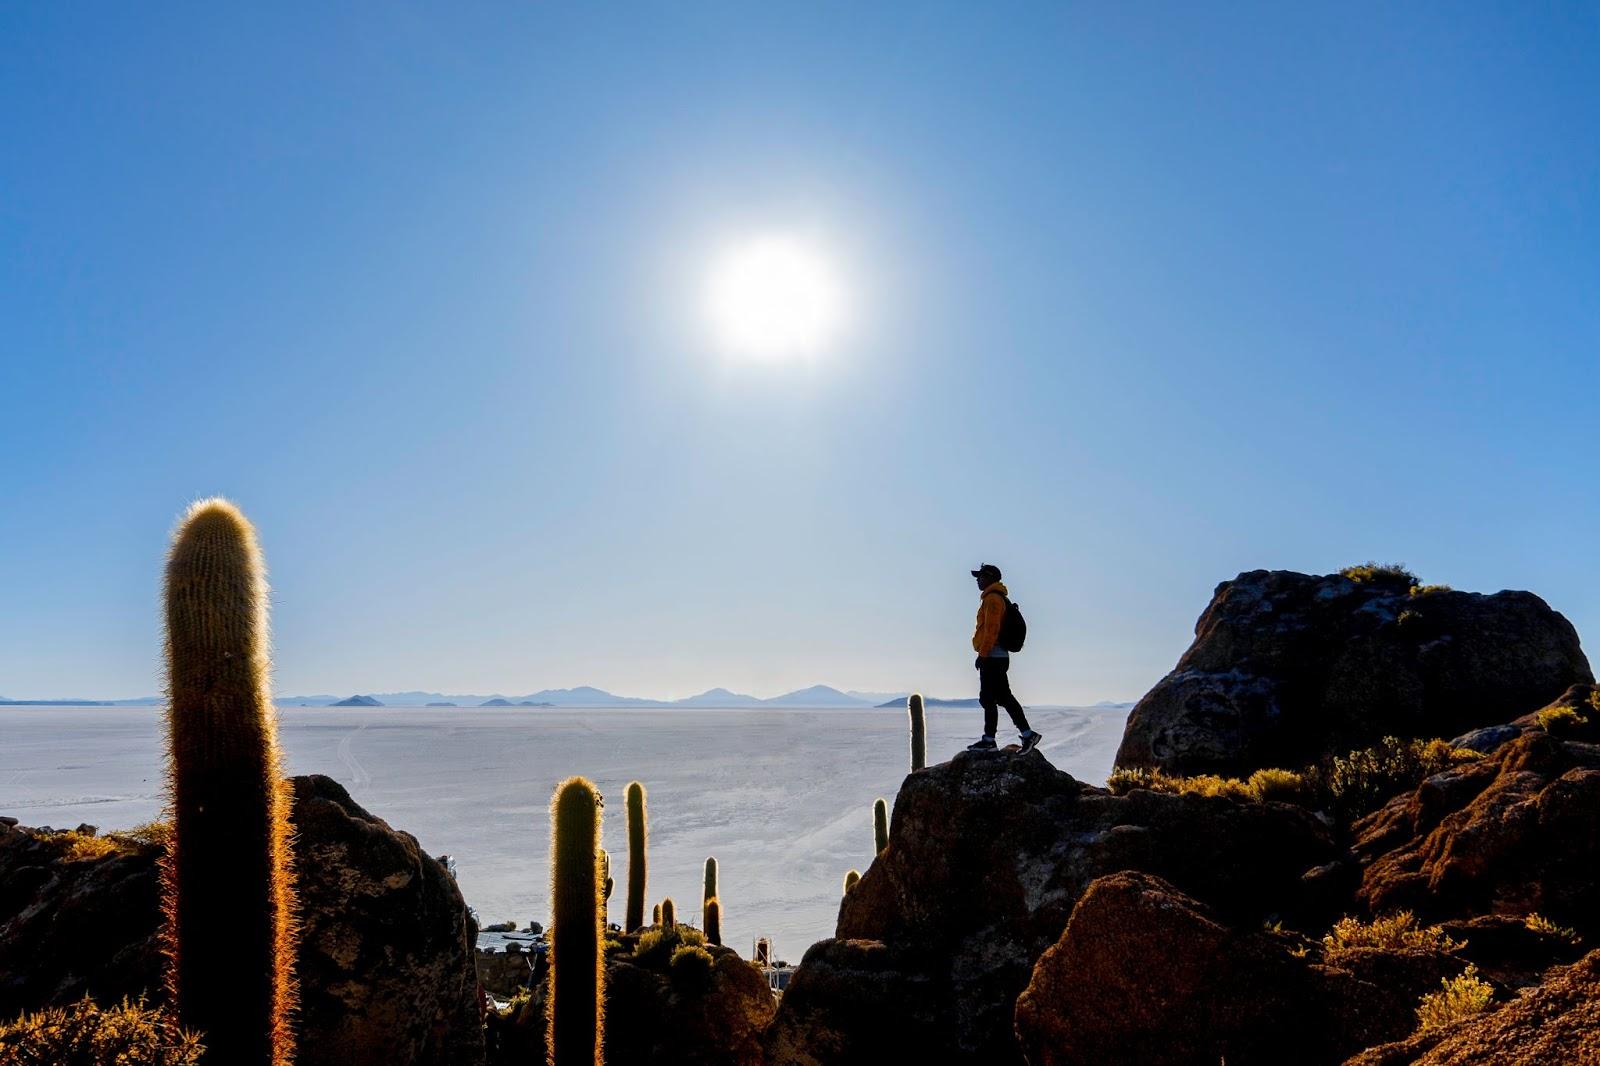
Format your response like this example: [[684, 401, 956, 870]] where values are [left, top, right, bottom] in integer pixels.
[[0, 704, 1125, 958]]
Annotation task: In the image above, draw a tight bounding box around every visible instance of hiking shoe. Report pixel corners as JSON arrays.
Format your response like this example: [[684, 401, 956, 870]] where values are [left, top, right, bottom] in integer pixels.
[[966, 736, 998, 752], [1018, 730, 1043, 754]]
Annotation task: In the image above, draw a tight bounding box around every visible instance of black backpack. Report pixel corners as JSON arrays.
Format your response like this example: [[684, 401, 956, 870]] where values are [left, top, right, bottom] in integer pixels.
[[998, 597, 1027, 653]]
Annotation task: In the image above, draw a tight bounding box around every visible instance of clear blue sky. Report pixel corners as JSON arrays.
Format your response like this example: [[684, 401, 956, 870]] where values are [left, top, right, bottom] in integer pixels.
[[2, 3, 1596, 703]]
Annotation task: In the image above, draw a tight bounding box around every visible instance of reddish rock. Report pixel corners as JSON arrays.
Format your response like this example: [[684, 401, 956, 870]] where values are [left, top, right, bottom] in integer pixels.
[[771, 749, 1339, 1065], [1345, 948, 1600, 1065], [1014, 872, 1453, 1066], [1355, 731, 1600, 938], [1116, 570, 1590, 776]]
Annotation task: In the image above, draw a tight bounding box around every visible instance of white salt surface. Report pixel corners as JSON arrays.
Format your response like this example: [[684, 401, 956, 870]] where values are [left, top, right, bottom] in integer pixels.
[[0, 704, 1126, 959]]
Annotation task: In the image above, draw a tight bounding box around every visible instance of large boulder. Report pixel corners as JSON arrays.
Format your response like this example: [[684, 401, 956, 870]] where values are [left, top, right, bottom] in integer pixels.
[[0, 821, 164, 1015], [767, 749, 1340, 1065], [602, 944, 775, 1066], [1345, 948, 1600, 1065], [0, 776, 485, 1066], [1353, 718, 1600, 939], [1014, 871, 1451, 1066], [291, 774, 485, 1066], [1115, 569, 1591, 776]]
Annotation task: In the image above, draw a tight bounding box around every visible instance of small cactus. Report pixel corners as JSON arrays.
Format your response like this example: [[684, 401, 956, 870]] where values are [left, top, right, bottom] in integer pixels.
[[162, 498, 297, 1066], [548, 776, 604, 1066], [704, 897, 723, 946], [653, 903, 662, 926], [600, 849, 613, 925], [625, 781, 648, 933], [661, 897, 676, 931], [703, 856, 718, 906], [873, 797, 889, 855], [843, 870, 860, 895], [909, 693, 926, 771]]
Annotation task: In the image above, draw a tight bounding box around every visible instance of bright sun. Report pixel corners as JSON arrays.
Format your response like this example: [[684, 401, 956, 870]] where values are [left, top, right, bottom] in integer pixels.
[[705, 235, 844, 359]]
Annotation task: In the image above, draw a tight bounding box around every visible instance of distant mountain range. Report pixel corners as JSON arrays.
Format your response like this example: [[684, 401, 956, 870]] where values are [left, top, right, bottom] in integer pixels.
[[2, 686, 1134, 710]]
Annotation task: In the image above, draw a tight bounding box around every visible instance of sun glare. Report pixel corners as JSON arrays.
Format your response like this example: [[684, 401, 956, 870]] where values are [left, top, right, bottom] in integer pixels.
[[705, 235, 844, 360]]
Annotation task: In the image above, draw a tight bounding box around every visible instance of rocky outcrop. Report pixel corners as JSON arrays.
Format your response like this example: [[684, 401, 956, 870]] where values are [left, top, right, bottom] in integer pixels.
[[1354, 722, 1600, 939], [291, 774, 484, 1066], [602, 945, 775, 1066], [763, 938, 948, 1065], [1115, 570, 1590, 776], [0, 823, 164, 1015], [0, 776, 485, 1066], [767, 749, 1340, 1065], [1345, 948, 1600, 1066], [1014, 872, 1454, 1066]]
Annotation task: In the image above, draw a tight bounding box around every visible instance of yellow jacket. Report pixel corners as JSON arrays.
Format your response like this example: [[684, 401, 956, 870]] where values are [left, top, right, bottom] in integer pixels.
[[972, 582, 1009, 656]]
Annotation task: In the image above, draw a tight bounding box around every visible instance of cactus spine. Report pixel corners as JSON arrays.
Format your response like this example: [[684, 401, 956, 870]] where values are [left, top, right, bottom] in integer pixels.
[[625, 781, 648, 932], [704, 897, 722, 946], [548, 777, 604, 1066], [873, 797, 889, 856], [161, 498, 297, 1066], [661, 897, 676, 931], [908, 693, 926, 771], [843, 870, 860, 895]]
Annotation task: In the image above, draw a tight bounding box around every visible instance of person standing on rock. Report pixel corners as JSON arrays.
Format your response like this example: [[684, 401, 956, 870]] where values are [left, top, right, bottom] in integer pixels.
[[967, 563, 1042, 753]]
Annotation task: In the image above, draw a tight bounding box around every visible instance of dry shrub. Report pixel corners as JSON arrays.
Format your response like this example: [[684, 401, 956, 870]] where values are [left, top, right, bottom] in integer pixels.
[[1323, 912, 1463, 963], [1415, 965, 1493, 1032], [0, 996, 203, 1064]]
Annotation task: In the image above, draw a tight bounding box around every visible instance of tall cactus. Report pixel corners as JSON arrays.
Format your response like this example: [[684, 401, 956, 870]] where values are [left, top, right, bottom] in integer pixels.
[[843, 870, 860, 895], [661, 897, 676, 931], [625, 781, 648, 933], [548, 777, 604, 1066], [908, 693, 926, 771], [703, 856, 718, 906], [873, 797, 889, 856], [161, 498, 297, 1066], [704, 897, 722, 946]]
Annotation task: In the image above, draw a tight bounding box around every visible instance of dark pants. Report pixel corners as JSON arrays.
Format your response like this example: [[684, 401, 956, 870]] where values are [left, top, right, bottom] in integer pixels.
[[977, 656, 1031, 736]]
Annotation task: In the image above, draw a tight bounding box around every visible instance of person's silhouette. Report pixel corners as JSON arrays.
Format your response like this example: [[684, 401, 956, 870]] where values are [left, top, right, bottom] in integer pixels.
[[966, 563, 1041, 753]]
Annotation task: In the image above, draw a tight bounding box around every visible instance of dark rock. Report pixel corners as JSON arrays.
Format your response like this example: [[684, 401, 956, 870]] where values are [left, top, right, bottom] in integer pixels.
[[1355, 727, 1600, 939], [291, 774, 484, 1066], [0, 822, 165, 1016], [763, 938, 947, 1065], [603, 945, 774, 1066], [1435, 914, 1587, 990], [1115, 570, 1591, 776], [0, 776, 485, 1066], [1345, 948, 1600, 1065], [1013, 872, 1447, 1066], [770, 749, 1340, 1065]]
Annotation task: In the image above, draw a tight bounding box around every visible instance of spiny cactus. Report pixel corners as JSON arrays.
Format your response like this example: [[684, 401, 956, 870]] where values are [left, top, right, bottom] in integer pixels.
[[625, 781, 648, 932], [873, 797, 889, 856], [653, 903, 661, 926], [909, 693, 926, 771], [162, 498, 297, 1066], [843, 869, 860, 895], [661, 897, 676, 931], [704, 897, 722, 946], [548, 776, 604, 1066], [703, 856, 718, 905]]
